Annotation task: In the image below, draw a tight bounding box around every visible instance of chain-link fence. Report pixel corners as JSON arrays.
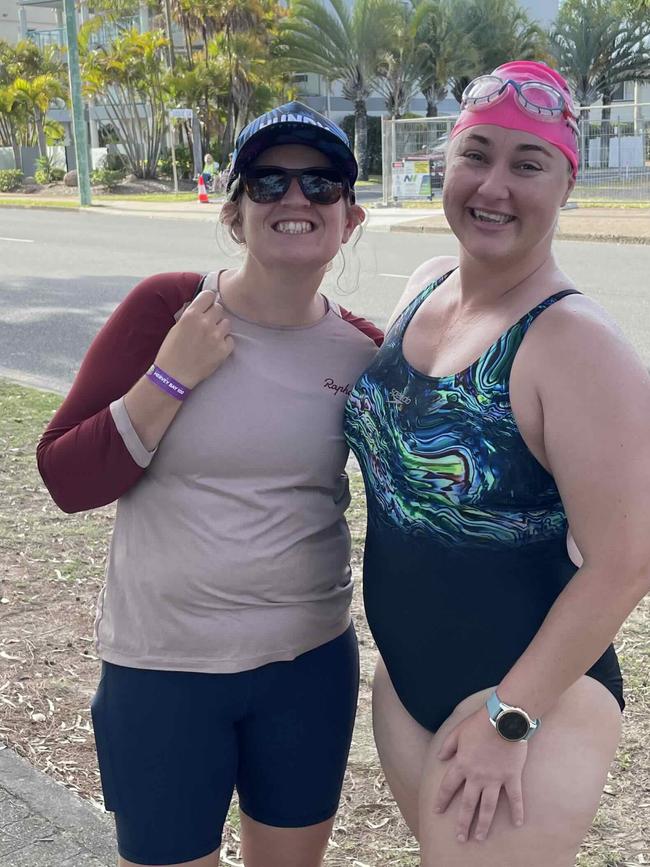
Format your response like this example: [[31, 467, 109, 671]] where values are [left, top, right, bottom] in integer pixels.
[[381, 106, 650, 204]]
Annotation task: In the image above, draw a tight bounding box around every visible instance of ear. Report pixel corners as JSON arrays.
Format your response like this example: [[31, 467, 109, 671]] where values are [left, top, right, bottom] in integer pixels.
[[341, 204, 366, 243], [560, 171, 576, 208]]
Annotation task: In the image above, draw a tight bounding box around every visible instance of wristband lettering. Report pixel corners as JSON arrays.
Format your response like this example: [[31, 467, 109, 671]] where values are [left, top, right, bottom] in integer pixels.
[[145, 364, 191, 401]]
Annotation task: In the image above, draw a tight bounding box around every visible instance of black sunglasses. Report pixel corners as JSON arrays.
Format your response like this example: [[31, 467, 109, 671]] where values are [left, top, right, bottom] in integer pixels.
[[240, 166, 351, 205]]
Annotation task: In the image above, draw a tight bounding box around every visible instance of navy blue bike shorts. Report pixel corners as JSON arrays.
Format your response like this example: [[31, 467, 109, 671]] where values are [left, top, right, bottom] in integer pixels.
[[91, 624, 359, 866]]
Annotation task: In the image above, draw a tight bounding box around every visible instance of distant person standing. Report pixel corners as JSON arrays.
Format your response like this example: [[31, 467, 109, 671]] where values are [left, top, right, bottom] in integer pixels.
[[202, 153, 217, 191]]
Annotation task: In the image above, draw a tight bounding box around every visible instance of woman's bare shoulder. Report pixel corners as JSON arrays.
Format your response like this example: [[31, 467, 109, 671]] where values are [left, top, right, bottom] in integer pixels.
[[386, 255, 459, 331], [522, 290, 647, 396]]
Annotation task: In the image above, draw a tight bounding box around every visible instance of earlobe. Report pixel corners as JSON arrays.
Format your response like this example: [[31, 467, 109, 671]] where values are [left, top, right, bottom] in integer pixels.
[[562, 175, 576, 208], [342, 204, 365, 243]]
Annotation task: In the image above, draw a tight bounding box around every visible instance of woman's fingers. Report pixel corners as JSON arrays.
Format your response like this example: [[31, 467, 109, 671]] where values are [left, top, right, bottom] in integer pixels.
[[505, 776, 525, 828], [473, 784, 502, 840], [433, 764, 464, 814], [455, 781, 482, 842], [437, 725, 459, 761], [213, 302, 229, 325], [188, 288, 219, 313], [156, 293, 234, 389]]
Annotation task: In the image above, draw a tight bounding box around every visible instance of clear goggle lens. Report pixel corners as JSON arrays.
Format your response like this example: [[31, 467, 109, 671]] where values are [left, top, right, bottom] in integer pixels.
[[463, 76, 573, 122]]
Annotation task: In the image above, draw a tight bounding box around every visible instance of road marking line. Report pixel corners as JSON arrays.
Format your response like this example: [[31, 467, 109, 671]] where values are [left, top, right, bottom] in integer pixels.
[[0, 236, 34, 243], [379, 272, 409, 279]]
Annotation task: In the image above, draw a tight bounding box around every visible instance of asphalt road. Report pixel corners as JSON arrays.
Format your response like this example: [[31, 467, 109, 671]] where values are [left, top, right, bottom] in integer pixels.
[[2, 207, 650, 393]]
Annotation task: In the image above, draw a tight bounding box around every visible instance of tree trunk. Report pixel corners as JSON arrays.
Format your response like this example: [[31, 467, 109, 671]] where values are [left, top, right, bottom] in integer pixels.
[[354, 97, 368, 181], [601, 95, 612, 170], [423, 84, 438, 118], [35, 114, 47, 157]]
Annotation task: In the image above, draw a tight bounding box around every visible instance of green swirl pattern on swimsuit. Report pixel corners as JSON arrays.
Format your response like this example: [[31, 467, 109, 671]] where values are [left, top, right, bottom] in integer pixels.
[[344, 272, 575, 549]]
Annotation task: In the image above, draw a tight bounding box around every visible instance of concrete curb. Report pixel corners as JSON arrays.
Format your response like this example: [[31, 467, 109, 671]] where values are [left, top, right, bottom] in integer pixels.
[[0, 745, 114, 866], [389, 223, 650, 245], [0, 204, 81, 213]]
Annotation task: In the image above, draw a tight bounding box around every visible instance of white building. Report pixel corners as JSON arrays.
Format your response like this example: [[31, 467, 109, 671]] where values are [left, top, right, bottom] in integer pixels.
[[1, 0, 57, 44]]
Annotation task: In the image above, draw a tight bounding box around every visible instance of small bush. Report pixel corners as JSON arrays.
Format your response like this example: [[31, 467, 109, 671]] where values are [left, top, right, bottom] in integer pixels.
[[90, 166, 126, 190], [158, 145, 193, 180], [104, 151, 127, 172], [34, 155, 66, 184], [0, 169, 23, 192]]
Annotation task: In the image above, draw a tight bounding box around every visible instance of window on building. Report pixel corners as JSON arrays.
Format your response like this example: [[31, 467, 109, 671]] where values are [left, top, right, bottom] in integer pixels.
[[612, 81, 634, 102]]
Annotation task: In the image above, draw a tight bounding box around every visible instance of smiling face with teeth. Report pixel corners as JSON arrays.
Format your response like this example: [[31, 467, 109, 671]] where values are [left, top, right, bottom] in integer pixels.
[[442, 124, 574, 267], [230, 144, 364, 278]]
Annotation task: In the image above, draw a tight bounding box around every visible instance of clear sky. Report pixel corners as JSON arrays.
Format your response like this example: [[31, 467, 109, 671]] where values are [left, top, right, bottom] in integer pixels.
[[519, 0, 560, 26]]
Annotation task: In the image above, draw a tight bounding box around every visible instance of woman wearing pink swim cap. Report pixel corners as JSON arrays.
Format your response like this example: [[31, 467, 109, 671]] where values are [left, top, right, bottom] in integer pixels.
[[344, 59, 650, 865]]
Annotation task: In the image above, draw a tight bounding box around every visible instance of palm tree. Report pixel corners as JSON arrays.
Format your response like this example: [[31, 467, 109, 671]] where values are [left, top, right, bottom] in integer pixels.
[[165, 0, 287, 156], [0, 39, 67, 161], [0, 84, 23, 169], [411, 0, 476, 116], [82, 29, 171, 177], [281, 0, 403, 178], [550, 0, 650, 168], [11, 74, 66, 156], [448, 0, 545, 103], [375, 2, 420, 118], [550, 0, 650, 111]]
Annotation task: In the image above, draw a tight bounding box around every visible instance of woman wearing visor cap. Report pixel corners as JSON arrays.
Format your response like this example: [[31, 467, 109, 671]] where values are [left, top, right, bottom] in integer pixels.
[[345, 60, 650, 865], [38, 102, 382, 867]]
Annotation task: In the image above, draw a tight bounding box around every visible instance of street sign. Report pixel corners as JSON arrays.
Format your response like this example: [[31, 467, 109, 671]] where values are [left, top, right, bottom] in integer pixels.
[[169, 108, 193, 119]]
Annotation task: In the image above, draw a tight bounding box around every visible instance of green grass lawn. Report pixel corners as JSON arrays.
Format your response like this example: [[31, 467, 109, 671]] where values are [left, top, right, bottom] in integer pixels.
[[0, 197, 80, 209]]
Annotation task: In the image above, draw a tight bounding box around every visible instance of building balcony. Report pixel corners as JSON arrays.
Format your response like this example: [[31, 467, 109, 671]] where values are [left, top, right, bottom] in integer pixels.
[[26, 26, 65, 49], [25, 15, 141, 51], [85, 16, 141, 48]]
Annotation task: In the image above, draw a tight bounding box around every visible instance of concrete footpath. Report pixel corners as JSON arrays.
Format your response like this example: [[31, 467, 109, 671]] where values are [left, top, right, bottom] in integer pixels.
[[2, 194, 649, 242], [93, 199, 650, 243], [0, 745, 113, 866], [389, 204, 650, 244]]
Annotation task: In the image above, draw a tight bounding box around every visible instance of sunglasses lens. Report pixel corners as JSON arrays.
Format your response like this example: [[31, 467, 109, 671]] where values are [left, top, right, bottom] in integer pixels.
[[300, 170, 344, 204], [245, 170, 290, 203], [243, 168, 346, 204]]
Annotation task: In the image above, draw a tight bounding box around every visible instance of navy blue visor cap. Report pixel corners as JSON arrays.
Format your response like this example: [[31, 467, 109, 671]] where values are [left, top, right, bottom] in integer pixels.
[[228, 102, 358, 193]]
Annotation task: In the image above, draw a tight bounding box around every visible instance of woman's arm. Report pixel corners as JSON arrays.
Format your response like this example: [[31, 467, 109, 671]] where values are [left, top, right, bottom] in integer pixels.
[[498, 303, 650, 714], [37, 273, 232, 513], [435, 300, 650, 840]]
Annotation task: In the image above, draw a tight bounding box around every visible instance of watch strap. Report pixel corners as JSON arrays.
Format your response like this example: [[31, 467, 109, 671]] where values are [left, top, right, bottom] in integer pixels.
[[486, 690, 541, 741], [486, 689, 503, 721]]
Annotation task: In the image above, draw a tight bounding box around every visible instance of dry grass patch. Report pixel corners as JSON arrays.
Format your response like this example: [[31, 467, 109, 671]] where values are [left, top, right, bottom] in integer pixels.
[[0, 380, 647, 866]]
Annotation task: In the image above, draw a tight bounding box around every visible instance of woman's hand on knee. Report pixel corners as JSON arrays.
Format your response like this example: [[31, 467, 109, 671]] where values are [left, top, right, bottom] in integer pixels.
[[433, 708, 527, 842]]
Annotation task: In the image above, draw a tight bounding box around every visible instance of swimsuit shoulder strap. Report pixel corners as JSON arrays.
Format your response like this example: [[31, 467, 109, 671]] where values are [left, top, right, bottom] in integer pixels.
[[388, 267, 457, 341], [480, 288, 583, 385], [518, 288, 582, 336]]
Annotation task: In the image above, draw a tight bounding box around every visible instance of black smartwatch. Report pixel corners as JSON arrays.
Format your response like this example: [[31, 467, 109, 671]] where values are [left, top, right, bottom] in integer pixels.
[[486, 690, 540, 742]]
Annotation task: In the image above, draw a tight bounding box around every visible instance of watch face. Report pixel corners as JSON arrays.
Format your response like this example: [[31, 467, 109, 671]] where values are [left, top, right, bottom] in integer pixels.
[[496, 710, 530, 741]]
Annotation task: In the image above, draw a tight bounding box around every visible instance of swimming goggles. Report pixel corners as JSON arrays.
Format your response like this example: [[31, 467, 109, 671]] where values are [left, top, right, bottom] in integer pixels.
[[239, 166, 351, 205], [461, 75, 579, 133]]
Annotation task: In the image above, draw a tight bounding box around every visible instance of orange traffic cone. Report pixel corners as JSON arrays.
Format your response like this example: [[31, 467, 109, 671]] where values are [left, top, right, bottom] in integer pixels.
[[197, 174, 209, 204]]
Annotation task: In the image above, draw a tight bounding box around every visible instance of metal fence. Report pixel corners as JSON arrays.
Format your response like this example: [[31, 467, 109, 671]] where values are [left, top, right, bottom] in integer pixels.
[[381, 105, 650, 204]]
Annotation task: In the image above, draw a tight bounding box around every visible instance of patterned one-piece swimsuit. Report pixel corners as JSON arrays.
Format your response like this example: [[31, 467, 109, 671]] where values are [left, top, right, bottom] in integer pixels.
[[344, 270, 623, 732]]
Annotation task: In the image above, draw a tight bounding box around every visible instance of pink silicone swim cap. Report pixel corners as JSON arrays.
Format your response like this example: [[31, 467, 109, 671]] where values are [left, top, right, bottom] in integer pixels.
[[450, 60, 579, 176]]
